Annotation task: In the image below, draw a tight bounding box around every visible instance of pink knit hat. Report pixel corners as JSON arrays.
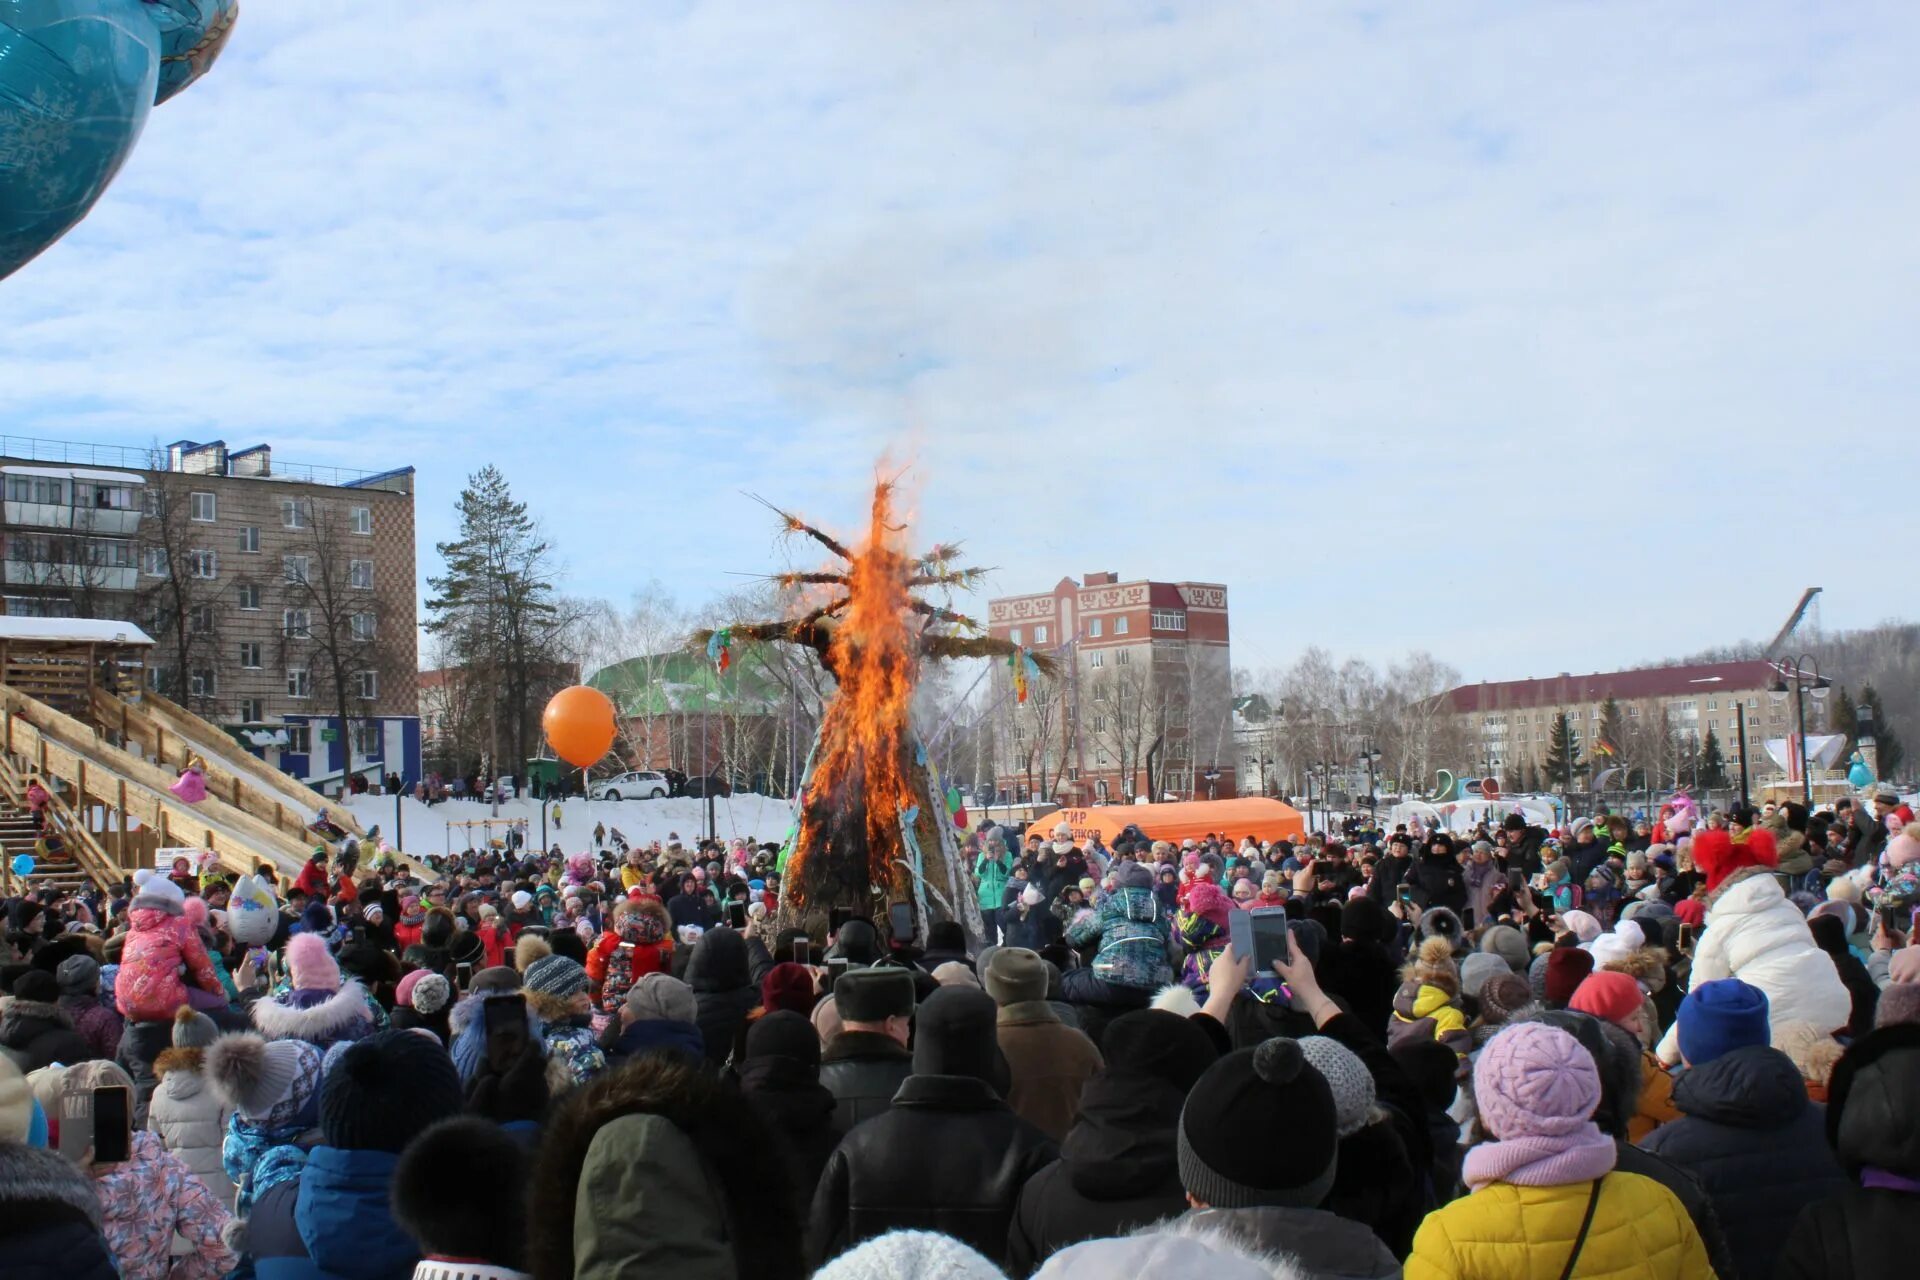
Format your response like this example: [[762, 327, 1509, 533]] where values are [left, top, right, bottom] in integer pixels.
[[395, 968, 428, 1008], [1473, 1022, 1602, 1141], [287, 932, 341, 993], [1186, 880, 1232, 929], [1889, 947, 1920, 985]]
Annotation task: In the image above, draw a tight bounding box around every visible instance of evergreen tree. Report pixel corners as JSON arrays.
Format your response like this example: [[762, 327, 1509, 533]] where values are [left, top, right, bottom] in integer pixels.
[[1523, 759, 1542, 792], [1544, 712, 1584, 792], [1595, 697, 1626, 762], [1696, 727, 1728, 789], [1861, 683, 1904, 780], [1829, 686, 1859, 751]]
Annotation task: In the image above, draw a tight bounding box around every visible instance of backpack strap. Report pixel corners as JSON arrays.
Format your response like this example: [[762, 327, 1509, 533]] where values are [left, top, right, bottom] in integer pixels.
[[1558, 1176, 1606, 1280]]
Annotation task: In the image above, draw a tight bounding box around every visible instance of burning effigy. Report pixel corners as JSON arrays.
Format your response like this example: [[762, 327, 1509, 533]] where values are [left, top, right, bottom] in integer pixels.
[[697, 477, 1051, 945]]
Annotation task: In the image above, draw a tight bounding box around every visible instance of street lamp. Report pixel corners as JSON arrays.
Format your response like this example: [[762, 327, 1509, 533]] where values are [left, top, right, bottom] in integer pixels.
[[1359, 741, 1382, 823], [1769, 657, 1831, 807]]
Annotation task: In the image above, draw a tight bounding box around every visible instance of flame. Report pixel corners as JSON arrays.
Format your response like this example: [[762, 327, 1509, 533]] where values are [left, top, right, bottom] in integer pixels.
[[786, 480, 921, 912]]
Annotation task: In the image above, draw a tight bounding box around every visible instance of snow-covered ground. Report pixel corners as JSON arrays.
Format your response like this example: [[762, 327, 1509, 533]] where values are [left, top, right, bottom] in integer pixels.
[[342, 792, 796, 858]]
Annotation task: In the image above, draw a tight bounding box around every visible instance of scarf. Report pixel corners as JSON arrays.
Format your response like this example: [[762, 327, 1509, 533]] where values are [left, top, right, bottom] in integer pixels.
[[1461, 1123, 1617, 1192], [1862, 1167, 1920, 1194]]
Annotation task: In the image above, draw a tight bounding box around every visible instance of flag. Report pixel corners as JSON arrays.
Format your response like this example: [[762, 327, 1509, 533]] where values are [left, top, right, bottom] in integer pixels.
[[706, 627, 733, 674]]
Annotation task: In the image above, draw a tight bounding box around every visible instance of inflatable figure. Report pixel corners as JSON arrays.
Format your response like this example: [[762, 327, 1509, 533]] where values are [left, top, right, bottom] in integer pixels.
[[227, 871, 278, 947]]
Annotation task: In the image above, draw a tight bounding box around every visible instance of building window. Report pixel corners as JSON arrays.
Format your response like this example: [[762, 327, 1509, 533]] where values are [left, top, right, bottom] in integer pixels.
[[1151, 610, 1186, 631], [239, 642, 262, 669], [286, 724, 311, 753], [1707, 699, 1718, 710], [350, 506, 371, 535], [1091, 715, 1106, 732], [1709, 719, 1718, 730], [350, 611, 377, 641], [147, 666, 167, 692], [1682, 700, 1695, 710], [352, 721, 380, 754], [1089, 651, 1103, 668], [236, 583, 261, 611], [286, 667, 310, 699], [348, 559, 373, 590], [1093, 679, 1108, 703], [1034, 624, 1048, 644], [282, 609, 311, 639], [1010, 628, 1022, 646], [1089, 618, 1103, 638], [283, 555, 309, 584], [189, 605, 214, 633], [355, 670, 378, 700], [237, 525, 259, 554], [189, 668, 216, 697], [239, 697, 263, 722], [1117, 650, 1131, 665], [281, 499, 306, 529], [1628, 706, 1640, 717], [142, 547, 168, 577], [1096, 748, 1109, 766], [1748, 696, 1758, 708], [189, 549, 218, 579], [190, 492, 216, 522]]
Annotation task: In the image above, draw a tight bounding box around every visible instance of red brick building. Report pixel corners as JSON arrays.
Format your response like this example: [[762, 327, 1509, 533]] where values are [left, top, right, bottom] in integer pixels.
[[986, 572, 1233, 806]]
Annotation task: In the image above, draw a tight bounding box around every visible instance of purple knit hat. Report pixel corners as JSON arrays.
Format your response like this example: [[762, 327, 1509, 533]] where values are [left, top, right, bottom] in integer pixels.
[[1473, 1021, 1601, 1140]]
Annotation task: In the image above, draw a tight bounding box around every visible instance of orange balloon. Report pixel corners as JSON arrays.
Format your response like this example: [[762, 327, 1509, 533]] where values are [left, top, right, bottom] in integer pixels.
[[543, 685, 617, 768]]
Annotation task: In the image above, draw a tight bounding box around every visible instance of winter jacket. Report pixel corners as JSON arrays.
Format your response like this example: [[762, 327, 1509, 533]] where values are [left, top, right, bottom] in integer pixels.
[[1611, 1141, 1739, 1280], [1172, 1206, 1401, 1280], [585, 899, 673, 1015], [1390, 980, 1471, 1057], [1065, 885, 1172, 991], [995, 1001, 1104, 1143], [0, 998, 96, 1071], [1175, 883, 1233, 991], [539, 1015, 608, 1087], [58, 994, 125, 1062], [1318, 938, 1402, 1039], [737, 1054, 839, 1223], [1413, 851, 1469, 914], [93, 1129, 237, 1280], [250, 1145, 416, 1280], [0, 1143, 121, 1280], [1654, 867, 1850, 1064], [808, 1072, 1057, 1267], [685, 927, 761, 1066], [1637, 1045, 1846, 1280], [148, 1048, 237, 1207], [251, 981, 378, 1051], [601, 1015, 708, 1068], [818, 1029, 914, 1138], [1406, 1171, 1710, 1280], [1006, 1068, 1196, 1276], [1777, 1024, 1920, 1280], [1002, 903, 1064, 951], [114, 906, 225, 1023], [975, 852, 1012, 912]]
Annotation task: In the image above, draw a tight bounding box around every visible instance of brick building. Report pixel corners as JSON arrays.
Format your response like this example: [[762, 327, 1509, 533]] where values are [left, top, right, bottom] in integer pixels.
[[0, 437, 420, 789], [986, 572, 1233, 806]]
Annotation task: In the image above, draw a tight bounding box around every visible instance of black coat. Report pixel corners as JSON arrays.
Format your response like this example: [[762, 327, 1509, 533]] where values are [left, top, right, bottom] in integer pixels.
[[1410, 852, 1468, 914], [686, 927, 761, 1066], [0, 1000, 94, 1073], [739, 1056, 840, 1221], [3, 1214, 119, 1280], [1318, 939, 1401, 1038], [817, 1031, 913, 1138], [809, 1073, 1056, 1269], [1007, 1070, 1189, 1276], [1777, 1025, 1920, 1280], [1639, 1045, 1847, 1280], [1367, 854, 1414, 906]]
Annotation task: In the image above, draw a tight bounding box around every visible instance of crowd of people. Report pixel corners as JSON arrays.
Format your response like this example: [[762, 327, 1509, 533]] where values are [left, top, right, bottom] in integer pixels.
[[1, 789, 1917, 1279]]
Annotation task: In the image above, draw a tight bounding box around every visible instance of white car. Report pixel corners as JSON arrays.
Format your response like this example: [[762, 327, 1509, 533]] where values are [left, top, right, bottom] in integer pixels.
[[590, 770, 669, 801]]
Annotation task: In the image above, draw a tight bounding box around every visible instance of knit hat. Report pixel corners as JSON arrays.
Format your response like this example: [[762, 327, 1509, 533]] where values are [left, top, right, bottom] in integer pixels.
[[205, 1033, 325, 1123], [1875, 983, 1920, 1028], [1473, 1022, 1602, 1141], [926, 920, 968, 955], [408, 973, 453, 1016], [173, 1005, 219, 1051], [1672, 897, 1706, 928], [982, 947, 1050, 1006], [1186, 880, 1232, 929], [0, 1057, 31, 1143], [760, 962, 816, 1017], [1296, 1036, 1376, 1138], [1113, 859, 1154, 890], [1558, 909, 1601, 944], [391, 1116, 530, 1268], [1479, 924, 1530, 973], [54, 953, 100, 996], [1480, 973, 1538, 1025], [1033, 1232, 1275, 1280], [744, 1009, 821, 1070], [1889, 948, 1920, 985], [510, 890, 533, 911], [287, 932, 341, 993], [832, 966, 916, 1024], [813, 1230, 1008, 1280], [1543, 948, 1595, 1008], [1459, 953, 1509, 1001], [625, 973, 696, 1024], [395, 968, 429, 1008], [522, 954, 587, 999], [1567, 971, 1643, 1028], [1178, 1038, 1338, 1209], [1099, 1010, 1220, 1093], [912, 986, 1010, 1092], [1677, 978, 1771, 1066], [320, 1029, 463, 1152], [12, 969, 56, 1005], [131, 867, 185, 915]]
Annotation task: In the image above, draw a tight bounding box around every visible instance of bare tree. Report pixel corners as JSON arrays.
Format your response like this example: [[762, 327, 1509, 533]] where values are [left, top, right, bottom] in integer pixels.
[[281, 495, 383, 784], [134, 472, 227, 714]]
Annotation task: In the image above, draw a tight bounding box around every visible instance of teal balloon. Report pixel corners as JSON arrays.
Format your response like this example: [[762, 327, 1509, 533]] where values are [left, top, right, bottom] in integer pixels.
[[0, 0, 236, 281], [10, 853, 34, 877], [1849, 759, 1874, 788]]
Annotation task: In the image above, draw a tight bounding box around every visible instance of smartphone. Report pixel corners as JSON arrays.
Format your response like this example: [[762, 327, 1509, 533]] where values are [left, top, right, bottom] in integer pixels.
[[886, 900, 913, 943], [483, 994, 528, 1071], [727, 902, 748, 929], [1677, 924, 1696, 951], [455, 961, 474, 990], [90, 1086, 132, 1165], [1227, 905, 1292, 974], [1396, 884, 1415, 904], [825, 956, 849, 992], [792, 939, 810, 966], [829, 907, 855, 934]]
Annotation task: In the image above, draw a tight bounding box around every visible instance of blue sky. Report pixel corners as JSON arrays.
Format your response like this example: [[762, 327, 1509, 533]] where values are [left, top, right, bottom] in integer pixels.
[[4, 1, 1917, 682]]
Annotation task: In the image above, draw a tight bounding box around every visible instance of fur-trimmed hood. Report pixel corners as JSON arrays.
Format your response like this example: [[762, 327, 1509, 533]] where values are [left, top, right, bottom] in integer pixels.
[[0, 1140, 103, 1225], [154, 1046, 206, 1078], [1122, 1207, 1400, 1280], [1600, 945, 1669, 993], [250, 978, 374, 1044]]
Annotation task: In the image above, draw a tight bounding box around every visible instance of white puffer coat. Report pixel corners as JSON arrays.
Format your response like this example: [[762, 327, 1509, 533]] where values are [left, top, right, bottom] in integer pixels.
[[1656, 866, 1851, 1064], [146, 1048, 236, 1208]]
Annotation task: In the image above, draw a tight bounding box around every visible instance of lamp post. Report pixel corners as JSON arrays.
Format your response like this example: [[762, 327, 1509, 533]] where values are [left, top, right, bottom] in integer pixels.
[[1769, 656, 1831, 808], [1360, 741, 1381, 823], [1735, 701, 1749, 809], [1304, 764, 1315, 834]]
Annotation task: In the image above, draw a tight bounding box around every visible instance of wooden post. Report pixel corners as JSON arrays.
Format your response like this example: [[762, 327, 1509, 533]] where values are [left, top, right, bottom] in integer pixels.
[[117, 779, 129, 869]]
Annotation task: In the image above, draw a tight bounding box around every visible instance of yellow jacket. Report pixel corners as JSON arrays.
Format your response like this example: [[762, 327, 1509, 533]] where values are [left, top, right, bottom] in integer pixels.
[[620, 864, 649, 893], [1406, 1171, 1710, 1280]]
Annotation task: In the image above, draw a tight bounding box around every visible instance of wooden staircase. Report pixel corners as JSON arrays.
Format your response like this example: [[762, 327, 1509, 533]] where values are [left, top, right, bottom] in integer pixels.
[[0, 804, 90, 895]]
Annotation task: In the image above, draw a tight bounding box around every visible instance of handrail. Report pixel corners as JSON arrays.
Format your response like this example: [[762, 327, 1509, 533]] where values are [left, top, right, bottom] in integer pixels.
[[0, 756, 121, 893]]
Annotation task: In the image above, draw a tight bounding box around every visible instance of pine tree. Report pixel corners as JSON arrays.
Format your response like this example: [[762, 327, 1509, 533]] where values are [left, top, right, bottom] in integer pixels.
[[1829, 686, 1859, 749], [1861, 684, 1904, 780], [1595, 696, 1626, 762], [1544, 712, 1584, 792], [1696, 727, 1728, 788]]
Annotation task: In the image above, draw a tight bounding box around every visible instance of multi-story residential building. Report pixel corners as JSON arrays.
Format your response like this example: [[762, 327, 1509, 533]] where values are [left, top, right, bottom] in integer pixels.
[[986, 572, 1233, 806], [1440, 660, 1796, 788], [0, 437, 420, 790]]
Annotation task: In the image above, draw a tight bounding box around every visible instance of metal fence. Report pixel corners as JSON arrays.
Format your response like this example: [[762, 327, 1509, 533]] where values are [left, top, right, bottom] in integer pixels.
[[0, 435, 379, 488]]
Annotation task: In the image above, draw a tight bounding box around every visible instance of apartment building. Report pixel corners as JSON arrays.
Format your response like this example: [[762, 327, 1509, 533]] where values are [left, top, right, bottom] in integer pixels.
[[0, 437, 420, 790]]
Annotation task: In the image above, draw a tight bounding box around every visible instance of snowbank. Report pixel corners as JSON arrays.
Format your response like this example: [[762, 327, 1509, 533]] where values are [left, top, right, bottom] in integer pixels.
[[342, 792, 796, 858]]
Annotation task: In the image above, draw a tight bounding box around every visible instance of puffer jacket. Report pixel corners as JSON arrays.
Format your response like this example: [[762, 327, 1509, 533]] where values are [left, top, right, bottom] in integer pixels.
[[1175, 882, 1232, 991], [0, 1143, 121, 1280], [685, 927, 761, 1066], [1778, 1024, 1920, 1280], [1406, 1170, 1710, 1280], [93, 1129, 237, 1280], [248, 1145, 416, 1280], [59, 994, 125, 1062], [1169, 1206, 1400, 1280], [586, 898, 673, 1015], [1654, 867, 1851, 1064], [250, 982, 377, 1051], [1390, 981, 1471, 1057], [0, 998, 95, 1071], [114, 906, 225, 1024], [148, 1048, 237, 1207], [1638, 1045, 1846, 1280], [1065, 885, 1172, 991]]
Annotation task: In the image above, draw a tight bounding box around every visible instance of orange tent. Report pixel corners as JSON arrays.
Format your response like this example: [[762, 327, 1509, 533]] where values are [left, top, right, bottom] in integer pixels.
[[1025, 798, 1306, 848]]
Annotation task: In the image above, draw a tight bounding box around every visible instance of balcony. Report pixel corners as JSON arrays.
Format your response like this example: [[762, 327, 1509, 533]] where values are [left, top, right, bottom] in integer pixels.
[[2, 560, 137, 592], [1, 500, 141, 536]]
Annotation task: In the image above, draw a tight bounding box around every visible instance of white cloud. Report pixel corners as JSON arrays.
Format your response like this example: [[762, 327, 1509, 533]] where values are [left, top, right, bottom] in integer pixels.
[[3, 1, 1916, 680]]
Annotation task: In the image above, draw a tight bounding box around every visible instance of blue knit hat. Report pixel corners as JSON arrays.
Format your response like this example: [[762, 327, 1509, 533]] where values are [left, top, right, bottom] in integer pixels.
[[1677, 978, 1770, 1066]]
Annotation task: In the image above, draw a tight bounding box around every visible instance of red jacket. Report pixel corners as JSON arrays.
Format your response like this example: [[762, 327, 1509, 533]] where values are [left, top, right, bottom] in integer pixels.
[[293, 860, 329, 899]]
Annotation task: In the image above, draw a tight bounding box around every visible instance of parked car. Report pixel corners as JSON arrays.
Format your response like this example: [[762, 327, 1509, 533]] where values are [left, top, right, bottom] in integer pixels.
[[682, 773, 733, 799], [590, 770, 670, 801]]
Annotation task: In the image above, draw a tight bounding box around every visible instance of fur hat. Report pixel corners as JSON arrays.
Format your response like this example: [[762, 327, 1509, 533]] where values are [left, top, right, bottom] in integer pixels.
[[832, 967, 916, 1024], [205, 1032, 324, 1124], [286, 932, 341, 993], [814, 1230, 1008, 1280], [1409, 935, 1459, 997], [1185, 880, 1232, 930], [1874, 982, 1920, 1029], [1885, 829, 1920, 871], [1479, 973, 1538, 1026], [392, 1116, 530, 1270], [173, 1005, 219, 1051], [931, 961, 979, 988], [1418, 906, 1466, 952], [131, 867, 184, 915], [406, 973, 452, 1016]]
